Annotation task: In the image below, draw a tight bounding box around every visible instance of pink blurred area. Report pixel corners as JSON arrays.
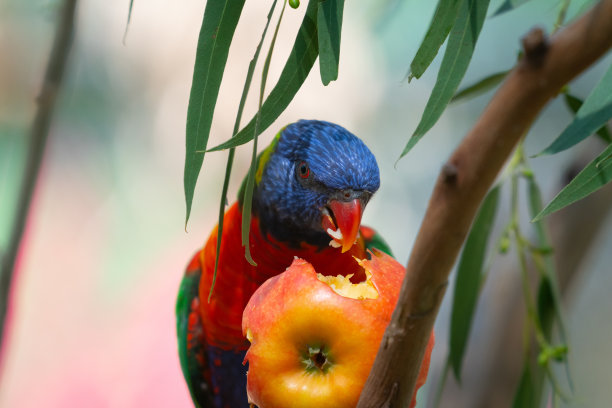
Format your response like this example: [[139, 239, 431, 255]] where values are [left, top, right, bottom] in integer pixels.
[[1, 149, 197, 407], [1, 165, 192, 407]]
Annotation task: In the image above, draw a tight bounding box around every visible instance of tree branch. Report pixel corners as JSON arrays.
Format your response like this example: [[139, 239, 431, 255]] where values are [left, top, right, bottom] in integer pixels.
[[357, 1, 612, 406], [0, 0, 78, 364]]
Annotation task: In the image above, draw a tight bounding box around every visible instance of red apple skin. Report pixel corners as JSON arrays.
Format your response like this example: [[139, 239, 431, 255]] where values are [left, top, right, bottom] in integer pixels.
[[242, 250, 434, 408]]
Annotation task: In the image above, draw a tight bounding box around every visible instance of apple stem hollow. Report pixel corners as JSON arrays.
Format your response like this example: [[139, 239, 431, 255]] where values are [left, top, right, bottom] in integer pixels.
[[304, 345, 331, 373]]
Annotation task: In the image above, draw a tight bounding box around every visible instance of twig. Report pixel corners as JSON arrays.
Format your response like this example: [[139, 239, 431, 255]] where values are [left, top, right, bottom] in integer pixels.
[[0, 0, 78, 367], [357, 1, 612, 406]]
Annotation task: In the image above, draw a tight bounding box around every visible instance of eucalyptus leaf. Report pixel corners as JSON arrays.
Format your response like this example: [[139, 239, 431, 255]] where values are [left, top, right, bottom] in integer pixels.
[[512, 363, 536, 408], [400, 0, 491, 158], [210, 0, 279, 301], [184, 0, 246, 226], [210, 150, 236, 303], [208, 0, 319, 152], [563, 93, 612, 144], [449, 185, 500, 381], [563, 92, 582, 113], [317, 0, 345, 85], [526, 176, 553, 270], [492, 0, 532, 17], [540, 63, 612, 155], [123, 0, 134, 43], [526, 175, 573, 392], [241, 0, 289, 267], [526, 176, 566, 337], [537, 276, 555, 335], [451, 70, 509, 103], [407, 0, 462, 82], [534, 142, 612, 221]]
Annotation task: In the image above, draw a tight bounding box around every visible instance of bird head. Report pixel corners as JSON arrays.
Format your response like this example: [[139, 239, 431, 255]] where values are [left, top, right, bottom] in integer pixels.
[[252, 120, 380, 252]]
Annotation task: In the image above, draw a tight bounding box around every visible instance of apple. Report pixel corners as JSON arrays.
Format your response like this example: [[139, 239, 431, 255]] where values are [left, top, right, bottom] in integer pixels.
[[242, 250, 434, 408]]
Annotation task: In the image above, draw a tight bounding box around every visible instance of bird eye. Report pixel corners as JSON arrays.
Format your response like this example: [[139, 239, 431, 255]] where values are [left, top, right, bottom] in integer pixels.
[[297, 161, 310, 179]]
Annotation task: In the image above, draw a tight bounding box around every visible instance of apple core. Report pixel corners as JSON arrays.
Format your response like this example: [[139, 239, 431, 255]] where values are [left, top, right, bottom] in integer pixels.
[[302, 345, 332, 373]]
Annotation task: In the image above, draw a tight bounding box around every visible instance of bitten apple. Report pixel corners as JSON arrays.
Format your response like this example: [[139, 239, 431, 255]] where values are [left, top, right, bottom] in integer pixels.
[[242, 250, 434, 408]]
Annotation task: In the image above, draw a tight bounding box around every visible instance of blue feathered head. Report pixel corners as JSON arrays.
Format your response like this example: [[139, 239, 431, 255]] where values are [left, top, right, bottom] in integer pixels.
[[253, 120, 380, 250]]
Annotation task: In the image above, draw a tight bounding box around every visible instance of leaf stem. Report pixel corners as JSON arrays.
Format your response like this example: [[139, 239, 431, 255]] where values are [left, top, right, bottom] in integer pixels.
[[241, 0, 289, 264], [507, 140, 573, 402], [209, 0, 280, 299], [554, 0, 571, 33]]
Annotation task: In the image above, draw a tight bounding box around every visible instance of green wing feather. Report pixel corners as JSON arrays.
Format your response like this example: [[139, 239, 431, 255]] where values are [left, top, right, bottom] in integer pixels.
[[361, 226, 393, 257], [176, 256, 212, 407]]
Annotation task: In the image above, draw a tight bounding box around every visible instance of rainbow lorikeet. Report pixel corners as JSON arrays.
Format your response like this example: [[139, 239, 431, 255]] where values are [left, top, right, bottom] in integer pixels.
[[176, 120, 392, 408]]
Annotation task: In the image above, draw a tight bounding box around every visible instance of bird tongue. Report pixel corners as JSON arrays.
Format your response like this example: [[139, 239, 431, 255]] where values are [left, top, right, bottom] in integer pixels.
[[324, 199, 362, 253]]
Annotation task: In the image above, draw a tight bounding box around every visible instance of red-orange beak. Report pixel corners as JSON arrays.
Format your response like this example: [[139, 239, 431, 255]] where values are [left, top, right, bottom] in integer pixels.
[[322, 198, 363, 253]]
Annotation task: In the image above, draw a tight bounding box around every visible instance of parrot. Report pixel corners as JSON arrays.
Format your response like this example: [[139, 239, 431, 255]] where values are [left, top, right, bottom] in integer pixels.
[[176, 119, 392, 408]]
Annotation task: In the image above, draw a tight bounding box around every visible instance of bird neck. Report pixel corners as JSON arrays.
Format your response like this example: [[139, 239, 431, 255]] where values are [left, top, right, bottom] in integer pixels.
[[250, 193, 329, 250], [243, 203, 368, 282]]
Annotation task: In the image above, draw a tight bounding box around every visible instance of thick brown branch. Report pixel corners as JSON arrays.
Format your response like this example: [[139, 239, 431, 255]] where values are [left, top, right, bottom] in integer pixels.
[[357, 1, 612, 407], [0, 0, 78, 362]]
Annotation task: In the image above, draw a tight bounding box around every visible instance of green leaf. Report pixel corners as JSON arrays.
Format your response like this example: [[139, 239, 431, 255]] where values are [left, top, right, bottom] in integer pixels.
[[537, 276, 555, 335], [210, 0, 279, 301], [563, 92, 582, 113], [400, 0, 491, 158], [241, 0, 289, 267], [207, 0, 319, 152], [492, 0, 532, 17], [540, 64, 612, 155], [317, 0, 344, 85], [526, 174, 573, 392], [123, 0, 135, 43], [526, 177, 566, 335], [451, 70, 509, 103], [210, 150, 236, 303], [512, 363, 536, 408], [534, 142, 612, 221], [449, 185, 500, 381], [601, 152, 612, 163], [407, 0, 462, 82], [563, 93, 612, 144], [526, 175, 551, 253], [184, 0, 246, 226]]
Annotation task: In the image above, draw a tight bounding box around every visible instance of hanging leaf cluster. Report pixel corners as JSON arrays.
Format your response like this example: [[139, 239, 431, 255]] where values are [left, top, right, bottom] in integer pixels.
[[401, 0, 491, 158], [404, 0, 612, 219], [182, 0, 348, 295]]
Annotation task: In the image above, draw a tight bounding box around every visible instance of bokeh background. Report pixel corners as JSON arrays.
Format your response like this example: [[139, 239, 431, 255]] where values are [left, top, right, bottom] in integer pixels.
[[1, 0, 611, 406]]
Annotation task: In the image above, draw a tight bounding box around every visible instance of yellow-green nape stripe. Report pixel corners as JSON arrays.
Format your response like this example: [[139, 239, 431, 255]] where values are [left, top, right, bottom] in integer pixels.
[[255, 130, 282, 185]]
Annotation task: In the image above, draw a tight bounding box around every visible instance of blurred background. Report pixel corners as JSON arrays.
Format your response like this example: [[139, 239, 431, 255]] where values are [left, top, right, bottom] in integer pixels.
[[0, 0, 611, 406]]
